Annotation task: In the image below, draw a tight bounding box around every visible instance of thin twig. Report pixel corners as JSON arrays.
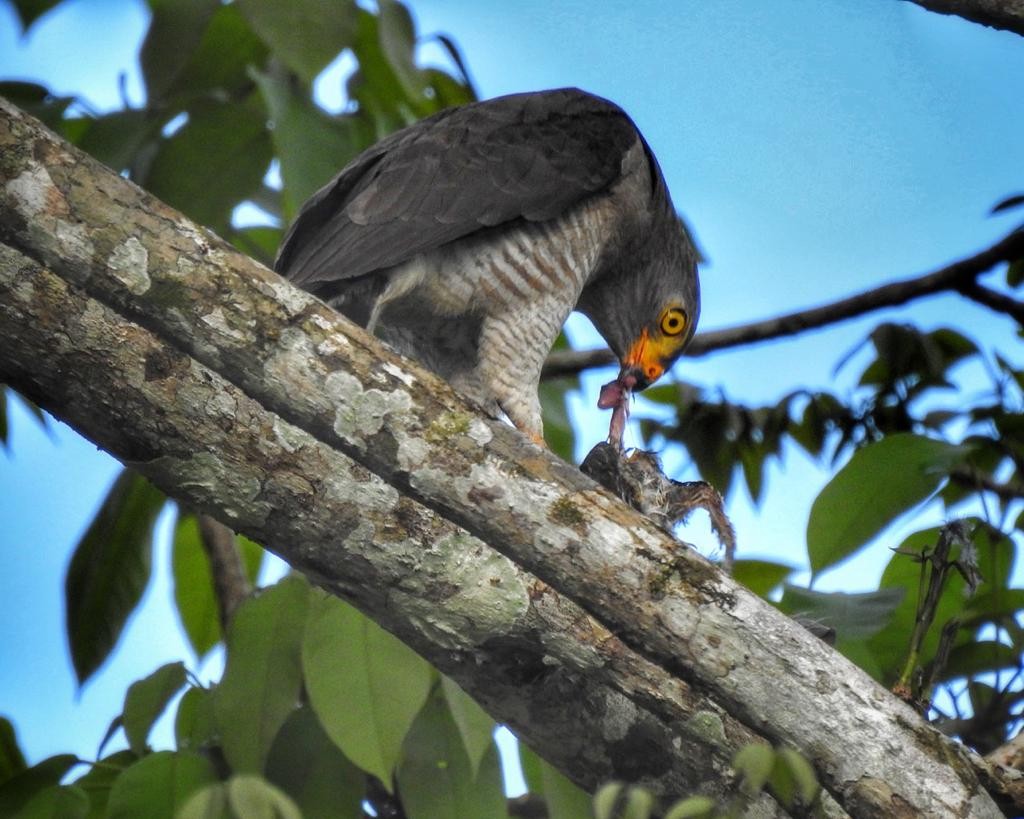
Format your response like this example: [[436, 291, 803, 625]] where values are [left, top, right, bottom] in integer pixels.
[[542, 228, 1024, 379], [956, 281, 1024, 325]]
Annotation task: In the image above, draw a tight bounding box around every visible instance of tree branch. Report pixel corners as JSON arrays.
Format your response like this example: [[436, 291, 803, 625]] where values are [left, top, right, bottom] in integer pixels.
[[956, 280, 1024, 325], [0, 98, 1004, 817], [0, 242, 778, 811], [541, 228, 1024, 379], [904, 0, 1024, 38], [196, 514, 250, 629]]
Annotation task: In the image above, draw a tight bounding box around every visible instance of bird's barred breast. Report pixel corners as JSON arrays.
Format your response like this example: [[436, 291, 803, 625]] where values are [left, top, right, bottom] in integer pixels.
[[408, 193, 620, 317]]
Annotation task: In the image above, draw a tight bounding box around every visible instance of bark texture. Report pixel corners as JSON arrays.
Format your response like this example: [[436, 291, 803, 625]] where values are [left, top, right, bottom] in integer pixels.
[[0, 242, 781, 812], [0, 99, 1003, 817]]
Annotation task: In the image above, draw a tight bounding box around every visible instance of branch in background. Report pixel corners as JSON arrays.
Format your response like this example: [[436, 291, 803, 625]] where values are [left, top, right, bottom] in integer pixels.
[[196, 514, 250, 629], [542, 228, 1024, 379], [0, 99, 1008, 816], [956, 281, 1024, 325], [904, 0, 1024, 38]]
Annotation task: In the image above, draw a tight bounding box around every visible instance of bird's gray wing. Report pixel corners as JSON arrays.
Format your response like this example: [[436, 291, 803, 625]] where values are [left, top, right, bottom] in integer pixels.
[[274, 88, 646, 288]]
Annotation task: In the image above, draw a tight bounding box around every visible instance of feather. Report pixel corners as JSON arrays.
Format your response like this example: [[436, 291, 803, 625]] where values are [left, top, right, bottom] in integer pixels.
[[275, 88, 645, 286]]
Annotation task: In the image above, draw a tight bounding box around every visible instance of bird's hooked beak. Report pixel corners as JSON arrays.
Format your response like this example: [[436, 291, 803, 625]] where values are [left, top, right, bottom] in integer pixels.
[[618, 327, 670, 392], [598, 326, 681, 447]]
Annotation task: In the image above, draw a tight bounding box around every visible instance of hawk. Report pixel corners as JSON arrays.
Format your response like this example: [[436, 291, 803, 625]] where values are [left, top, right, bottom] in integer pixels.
[[275, 88, 701, 445]]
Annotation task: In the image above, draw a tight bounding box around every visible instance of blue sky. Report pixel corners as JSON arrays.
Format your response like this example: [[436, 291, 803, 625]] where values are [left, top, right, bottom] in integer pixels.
[[1, 0, 1022, 770]]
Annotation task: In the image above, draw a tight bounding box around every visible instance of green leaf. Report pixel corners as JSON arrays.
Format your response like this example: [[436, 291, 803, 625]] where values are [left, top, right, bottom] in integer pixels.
[[252, 64, 369, 218], [965, 589, 1024, 626], [65, 469, 166, 685], [348, 7, 432, 133], [655, 388, 737, 497], [0, 389, 48, 449], [140, 0, 220, 103], [1007, 258, 1024, 289], [0, 82, 74, 130], [663, 795, 716, 819], [773, 748, 819, 807], [96, 715, 124, 759], [9, 785, 88, 819], [440, 677, 495, 778], [592, 782, 654, 819], [396, 688, 508, 819], [731, 559, 793, 598], [172, 514, 264, 658], [992, 193, 1024, 214], [227, 775, 302, 819], [302, 590, 432, 790], [623, 788, 655, 819], [732, 743, 775, 796], [739, 442, 766, 504], [778, 585, 905, 641], [539, 378, 578, 462], [72, 750, 136, 819], [806, 434, 966, 576], [265, 707, 363, 819], [539, 334, 580, 460], [7, 0, 62, 33], [520, 744, 591, 819], [74, 110, 157, 174], [939, 437, 1005, 509], [593, 782, 624, 819], [174, 686, 218, 752], [0, 755, 79, 817], [176, 783, 229, 819], [215, 576, 310, 773], [968, 680, 997, 714], [791, 391, 842, 457], [107, 751, 216, 819], [123, 662, 188, 755], [421, 68, 475, 110], [0, 717, 27, 785], [164, 4, 270, 105], [143, 96, 273, 235], [238, 0, 358, 83], [377, 0, 430, 103], [171, 516, 221, 658], [237, 535, 266, 581], [936, 640, 1020, 683]]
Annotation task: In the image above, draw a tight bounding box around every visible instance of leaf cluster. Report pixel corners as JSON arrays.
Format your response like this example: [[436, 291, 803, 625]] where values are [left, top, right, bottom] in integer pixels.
[[0, 573, 594, 818], [594, 743, 822, 819], [2, 0, 475, 254]]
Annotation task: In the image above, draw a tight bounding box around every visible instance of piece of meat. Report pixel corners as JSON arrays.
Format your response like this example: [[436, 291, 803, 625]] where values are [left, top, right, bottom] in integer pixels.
[[598, 378, 631, 448]]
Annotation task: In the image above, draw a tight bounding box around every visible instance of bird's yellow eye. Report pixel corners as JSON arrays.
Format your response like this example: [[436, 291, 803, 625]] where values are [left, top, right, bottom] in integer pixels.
[[660, 308, 687, 337]]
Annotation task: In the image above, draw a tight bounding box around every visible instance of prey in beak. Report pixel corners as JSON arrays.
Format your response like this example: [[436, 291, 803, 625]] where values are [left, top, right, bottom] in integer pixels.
[[597, 315, 690, 448]]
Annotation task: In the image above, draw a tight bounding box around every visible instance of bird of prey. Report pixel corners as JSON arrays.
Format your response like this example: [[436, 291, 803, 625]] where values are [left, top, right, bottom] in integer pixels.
[[275, 88, 701, 445]]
